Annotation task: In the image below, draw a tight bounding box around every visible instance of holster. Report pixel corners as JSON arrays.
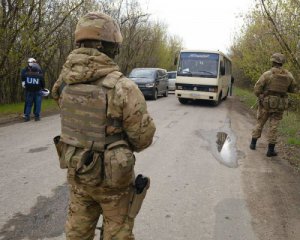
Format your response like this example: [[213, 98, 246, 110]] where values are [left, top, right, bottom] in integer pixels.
[[53, 135, 68, 169], [128, 175, 150, 219]]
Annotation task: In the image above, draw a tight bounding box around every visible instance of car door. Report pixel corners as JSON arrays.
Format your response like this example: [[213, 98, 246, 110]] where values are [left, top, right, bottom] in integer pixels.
[[162, 70, 168, 91], [156, 70, 163, 94]]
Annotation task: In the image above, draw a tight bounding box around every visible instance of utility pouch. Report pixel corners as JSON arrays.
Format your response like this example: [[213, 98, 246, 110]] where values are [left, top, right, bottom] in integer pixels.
[[263, 96, 278, 111], [74, 151, 103, 186], [278, 97, 289, 111], [104, 141, 135, 188], [263, 95, 288, 111], [128, 174, 150, 219], [268, 95, 280, 109]]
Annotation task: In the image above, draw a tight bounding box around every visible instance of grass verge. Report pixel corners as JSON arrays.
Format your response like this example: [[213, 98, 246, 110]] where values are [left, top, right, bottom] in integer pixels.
[[0, 99, 59, 116]]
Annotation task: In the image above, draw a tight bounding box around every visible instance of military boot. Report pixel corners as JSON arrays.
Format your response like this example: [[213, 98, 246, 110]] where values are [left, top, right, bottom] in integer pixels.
[[266, 143, 278, 157], [249, 138, 257, 150]]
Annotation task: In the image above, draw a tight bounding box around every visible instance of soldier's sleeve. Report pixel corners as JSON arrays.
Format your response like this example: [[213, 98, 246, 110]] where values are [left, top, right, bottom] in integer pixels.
[[51, 74, 64, 101], [287, 72, 298, 93], [122, 82, 156, 152], [254, 72, 268, 97]]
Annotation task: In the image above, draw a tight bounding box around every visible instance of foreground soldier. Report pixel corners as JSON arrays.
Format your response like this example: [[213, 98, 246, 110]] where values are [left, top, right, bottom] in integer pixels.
[[52, 12, 156, 239], [250, 53, 297, 157]]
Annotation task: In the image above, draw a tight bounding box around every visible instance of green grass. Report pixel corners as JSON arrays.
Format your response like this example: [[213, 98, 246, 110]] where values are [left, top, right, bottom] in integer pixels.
[[234, 87, 300, 146], [0, 99, 59, 116], [233, 87, 257, 108], [279, 111, 300, 146], [288, 138, 300, 145]]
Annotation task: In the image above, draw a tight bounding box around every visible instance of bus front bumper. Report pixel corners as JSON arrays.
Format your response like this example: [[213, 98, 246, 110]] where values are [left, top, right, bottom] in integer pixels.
[[175, 90, 218, 101]]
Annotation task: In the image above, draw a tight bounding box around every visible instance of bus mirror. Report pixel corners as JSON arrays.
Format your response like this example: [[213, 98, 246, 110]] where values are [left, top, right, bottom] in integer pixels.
[[220, 66, 225, 75]]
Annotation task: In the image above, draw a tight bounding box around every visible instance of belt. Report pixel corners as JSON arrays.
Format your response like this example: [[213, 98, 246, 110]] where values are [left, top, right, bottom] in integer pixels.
[[266, 91, 287, 97], [105, 132, 125, 145]]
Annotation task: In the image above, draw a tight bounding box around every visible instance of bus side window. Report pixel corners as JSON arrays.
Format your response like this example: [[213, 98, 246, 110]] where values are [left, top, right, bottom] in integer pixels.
[[220, 61, 225, 76]]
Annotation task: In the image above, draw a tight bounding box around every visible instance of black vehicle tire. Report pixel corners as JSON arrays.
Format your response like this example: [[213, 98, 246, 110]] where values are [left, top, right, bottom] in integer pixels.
[[152, 89, 158, 100], [213, 92, 222, 106], [223, 88, 229, 100], [178, 98, 188, 104], [163, 89, 168, 97]]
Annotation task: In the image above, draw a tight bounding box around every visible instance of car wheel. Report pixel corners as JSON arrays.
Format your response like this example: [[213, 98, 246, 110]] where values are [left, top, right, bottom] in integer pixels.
[[163, 89, 168, 97], [152, 89, 158, 100], [178, 98, 188, 104]]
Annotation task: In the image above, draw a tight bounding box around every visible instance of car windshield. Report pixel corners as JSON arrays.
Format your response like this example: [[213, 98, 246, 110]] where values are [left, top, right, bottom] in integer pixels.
[[168, 72, 176, 79], [129, 69, 156, 78], [177, 52, 219, 78]]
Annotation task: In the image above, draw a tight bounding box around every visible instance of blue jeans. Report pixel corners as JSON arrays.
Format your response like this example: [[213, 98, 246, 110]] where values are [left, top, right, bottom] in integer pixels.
[[23, 91, 36, 115], [24, 91, 42, 119]]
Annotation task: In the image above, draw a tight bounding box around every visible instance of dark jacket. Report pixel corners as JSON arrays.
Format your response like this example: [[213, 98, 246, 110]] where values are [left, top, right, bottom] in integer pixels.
[[21, 65, 45, 92]]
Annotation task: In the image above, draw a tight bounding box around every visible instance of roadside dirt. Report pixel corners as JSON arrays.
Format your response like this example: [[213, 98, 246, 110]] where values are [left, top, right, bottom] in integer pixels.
[[227, 97, 300, 240]]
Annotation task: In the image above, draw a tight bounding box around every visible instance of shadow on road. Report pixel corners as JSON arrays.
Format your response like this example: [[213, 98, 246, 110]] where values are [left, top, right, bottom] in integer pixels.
[[0, 183, 68, 240]]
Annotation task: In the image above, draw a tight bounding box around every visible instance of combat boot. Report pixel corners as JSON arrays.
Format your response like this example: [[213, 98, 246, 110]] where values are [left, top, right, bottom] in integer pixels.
[[266, 144, 278, 157], [249, 138, 257, 150]]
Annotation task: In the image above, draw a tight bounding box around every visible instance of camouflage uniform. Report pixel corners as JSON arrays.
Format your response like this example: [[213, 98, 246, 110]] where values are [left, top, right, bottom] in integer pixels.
[[250, 53, 297, 156], [52, 13, 156, 240]]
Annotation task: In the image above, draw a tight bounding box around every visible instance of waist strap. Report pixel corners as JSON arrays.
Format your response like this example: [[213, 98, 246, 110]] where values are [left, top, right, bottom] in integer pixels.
[[267, 91, 287, 97], [105, 132, 125, 145]]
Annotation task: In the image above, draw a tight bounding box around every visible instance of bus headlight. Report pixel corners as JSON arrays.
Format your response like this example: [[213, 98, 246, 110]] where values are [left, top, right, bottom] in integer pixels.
[[177, 85, 183, 90], [208, 87, 218, 92], [145, 83, 155, 88]]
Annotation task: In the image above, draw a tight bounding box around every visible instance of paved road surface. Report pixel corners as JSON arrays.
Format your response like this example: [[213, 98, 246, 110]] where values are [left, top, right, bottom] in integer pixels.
[[0, 95, 299, 240]]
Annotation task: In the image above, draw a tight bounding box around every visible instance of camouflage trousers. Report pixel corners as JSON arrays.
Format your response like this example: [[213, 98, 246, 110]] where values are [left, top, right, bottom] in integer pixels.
[[66, 183, 135, 240], [252, 105, 283, 144]]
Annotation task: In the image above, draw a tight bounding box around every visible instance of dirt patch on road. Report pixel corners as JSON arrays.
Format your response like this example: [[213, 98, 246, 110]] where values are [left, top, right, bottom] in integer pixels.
[[227, 97, 300, 240]]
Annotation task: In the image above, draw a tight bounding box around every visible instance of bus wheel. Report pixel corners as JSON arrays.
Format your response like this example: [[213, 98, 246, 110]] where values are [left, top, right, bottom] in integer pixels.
[[214, 93, 222, 106], [223, 87, 229, 100], [178, 98, 188, 104]]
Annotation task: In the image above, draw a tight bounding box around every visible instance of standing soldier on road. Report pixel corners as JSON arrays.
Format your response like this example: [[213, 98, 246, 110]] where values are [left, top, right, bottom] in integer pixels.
[[52, 12, 156, 240], [250, 53, 297, 157]]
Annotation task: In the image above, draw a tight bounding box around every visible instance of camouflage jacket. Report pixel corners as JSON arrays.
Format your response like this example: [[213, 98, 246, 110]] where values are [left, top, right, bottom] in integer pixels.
[[52, 48, 156, 152], [254, 67, 297, 97]]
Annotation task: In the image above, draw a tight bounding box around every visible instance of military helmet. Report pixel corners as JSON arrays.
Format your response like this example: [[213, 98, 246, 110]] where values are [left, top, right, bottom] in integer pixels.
[[75, 12, 123, 44], [270, 53, 285, 64]]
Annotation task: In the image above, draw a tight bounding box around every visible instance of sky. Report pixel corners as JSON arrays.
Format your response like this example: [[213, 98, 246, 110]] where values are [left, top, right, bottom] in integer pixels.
[[140, 0, 255, 54]]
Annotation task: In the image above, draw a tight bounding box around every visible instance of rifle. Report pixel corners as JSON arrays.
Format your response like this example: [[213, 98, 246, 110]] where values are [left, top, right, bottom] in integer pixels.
[[250, 100, 258, 109]]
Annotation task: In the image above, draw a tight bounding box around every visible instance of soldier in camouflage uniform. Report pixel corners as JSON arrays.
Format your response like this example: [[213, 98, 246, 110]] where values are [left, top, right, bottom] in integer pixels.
[[250, 53, 297, 157], [52, 12, 156, 240]]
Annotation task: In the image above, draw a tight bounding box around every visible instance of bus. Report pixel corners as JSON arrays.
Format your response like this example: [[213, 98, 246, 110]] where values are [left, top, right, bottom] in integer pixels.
[[175, 50, 232, 105]]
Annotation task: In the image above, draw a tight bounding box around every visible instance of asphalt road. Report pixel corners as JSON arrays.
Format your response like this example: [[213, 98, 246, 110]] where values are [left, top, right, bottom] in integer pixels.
[[0, 94, 299, 240]]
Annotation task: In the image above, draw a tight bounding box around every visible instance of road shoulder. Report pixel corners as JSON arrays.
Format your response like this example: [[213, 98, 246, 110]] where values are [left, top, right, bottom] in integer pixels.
[[227, 97, 300, 240]]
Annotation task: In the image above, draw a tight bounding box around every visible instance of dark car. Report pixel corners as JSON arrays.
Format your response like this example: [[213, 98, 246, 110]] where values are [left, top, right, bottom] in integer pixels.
[[129, 68, 168, 100]]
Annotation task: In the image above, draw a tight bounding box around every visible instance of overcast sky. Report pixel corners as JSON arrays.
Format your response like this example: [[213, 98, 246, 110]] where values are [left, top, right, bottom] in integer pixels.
[[140, 0, 255, 54]]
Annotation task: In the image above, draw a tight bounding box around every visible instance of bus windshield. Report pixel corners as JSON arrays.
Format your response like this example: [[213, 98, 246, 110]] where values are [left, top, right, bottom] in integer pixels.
[[177, 52, 219, 78]]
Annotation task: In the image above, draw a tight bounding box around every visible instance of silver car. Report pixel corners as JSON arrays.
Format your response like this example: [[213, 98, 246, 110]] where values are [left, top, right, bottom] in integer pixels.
[[167, 71, 176, 92]]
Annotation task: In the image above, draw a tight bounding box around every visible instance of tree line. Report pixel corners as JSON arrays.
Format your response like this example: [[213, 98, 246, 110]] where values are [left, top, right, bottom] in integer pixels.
[[230, 0, 300, 91], [0, 0, 183, 104], [2, 0, 298, 105]]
